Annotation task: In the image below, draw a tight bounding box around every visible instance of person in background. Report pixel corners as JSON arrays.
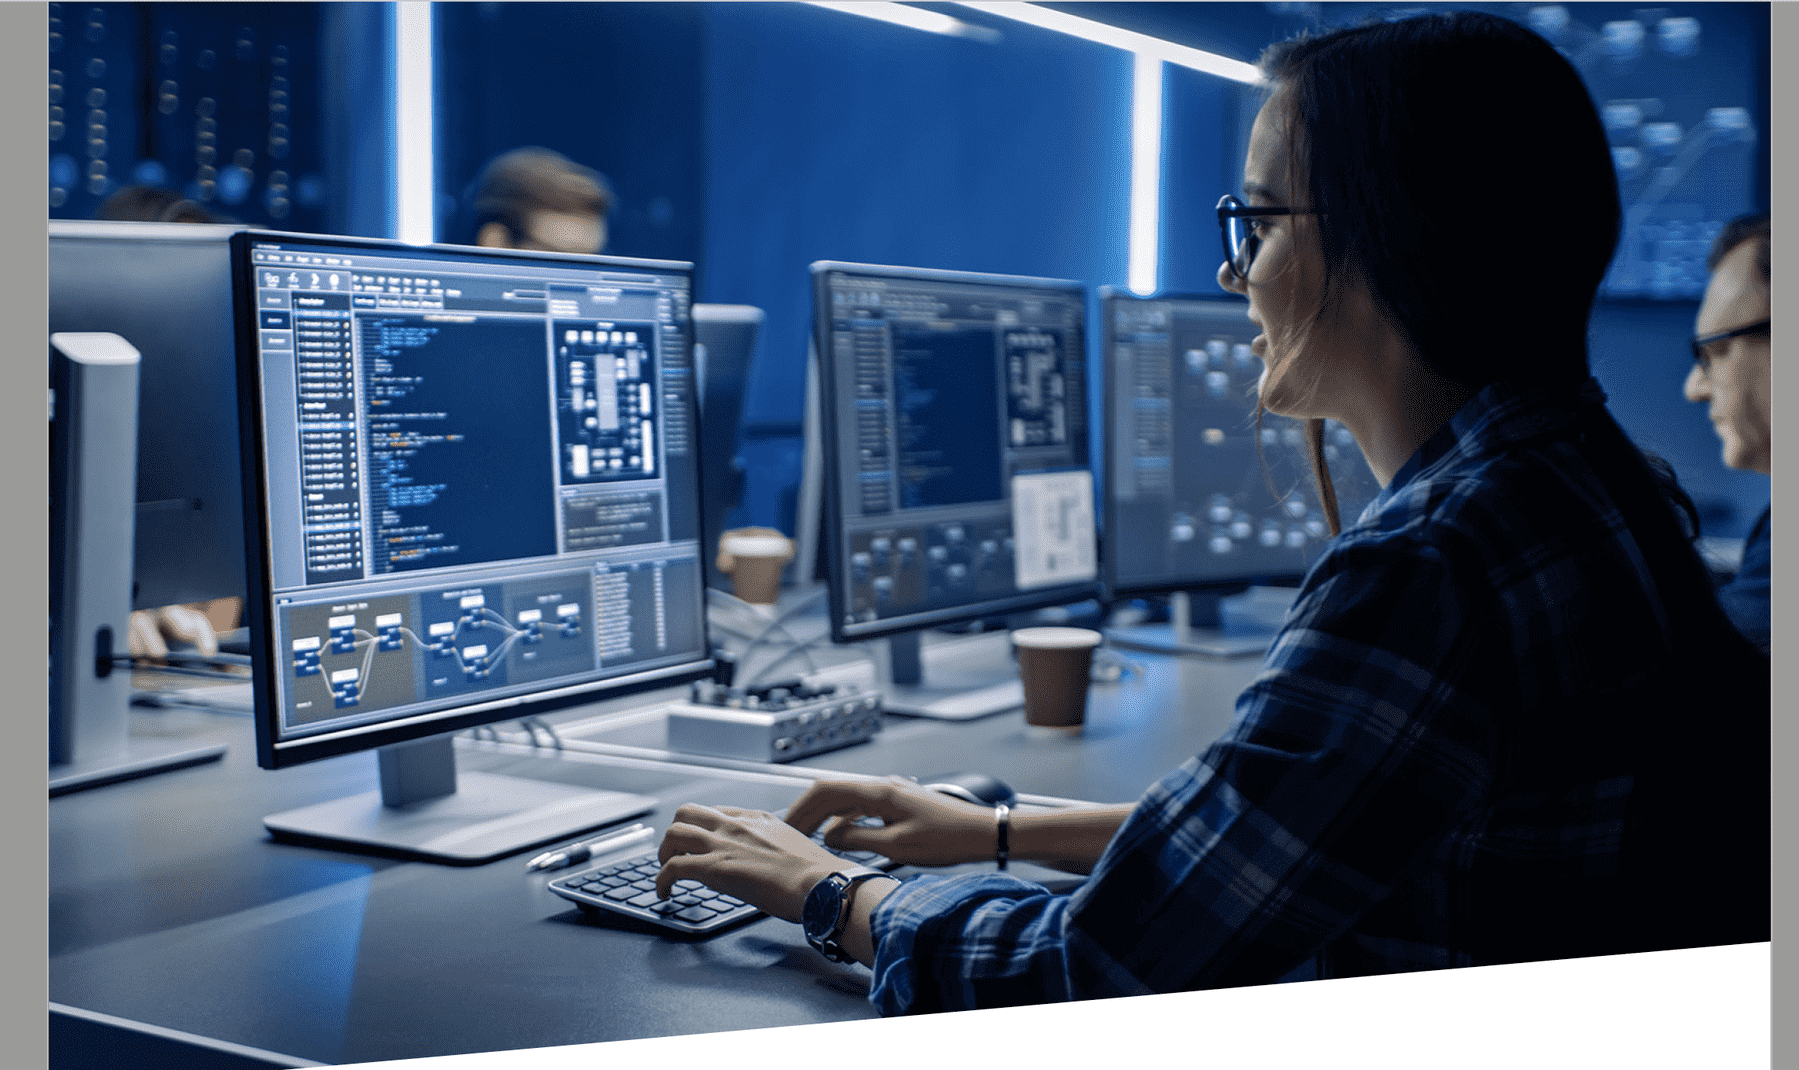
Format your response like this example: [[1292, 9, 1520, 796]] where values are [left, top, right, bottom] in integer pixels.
[[96, 183, 234, 225], [466, 147, 614, 255], [93, 185, 243, 660], [1686, 213, 1770, 653], [645, 11, 1769, 1014]]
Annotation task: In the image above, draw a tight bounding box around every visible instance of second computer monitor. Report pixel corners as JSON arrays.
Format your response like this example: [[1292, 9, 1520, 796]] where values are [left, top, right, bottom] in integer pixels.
[[1101, 289, 1379, 600], [812, 262, 1098, 644]]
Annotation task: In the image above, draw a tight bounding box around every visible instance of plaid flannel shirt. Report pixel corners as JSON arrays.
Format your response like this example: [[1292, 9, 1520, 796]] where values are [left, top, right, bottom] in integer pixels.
[[867, 378, 1770, 1015]]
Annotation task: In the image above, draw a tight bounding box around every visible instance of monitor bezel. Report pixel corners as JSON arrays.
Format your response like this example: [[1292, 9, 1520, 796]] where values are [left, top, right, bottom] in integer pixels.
[[1096, 287, 1314, 603], [810, 260, 1101, 645], [231, 230, 716, 769]]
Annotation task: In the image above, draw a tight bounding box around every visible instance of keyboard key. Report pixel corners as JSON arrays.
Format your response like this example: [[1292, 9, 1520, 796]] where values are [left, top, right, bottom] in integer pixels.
[[548, 847, 768, 936]]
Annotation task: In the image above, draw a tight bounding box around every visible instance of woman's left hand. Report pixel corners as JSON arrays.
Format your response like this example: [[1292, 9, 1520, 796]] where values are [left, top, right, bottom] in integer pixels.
[[654, 803, 846, 922]]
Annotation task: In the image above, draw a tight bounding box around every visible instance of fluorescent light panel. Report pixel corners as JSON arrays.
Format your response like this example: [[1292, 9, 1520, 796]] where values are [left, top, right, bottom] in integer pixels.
[[955, 2, 1262, 84], [395, 1, 435, 245], [1128, 53, 1163, 296], [807, 2, 1001, 42]]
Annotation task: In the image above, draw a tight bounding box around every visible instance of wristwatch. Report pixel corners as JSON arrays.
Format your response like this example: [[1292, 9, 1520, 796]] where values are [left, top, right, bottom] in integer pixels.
[[801, 866, 891, 963]]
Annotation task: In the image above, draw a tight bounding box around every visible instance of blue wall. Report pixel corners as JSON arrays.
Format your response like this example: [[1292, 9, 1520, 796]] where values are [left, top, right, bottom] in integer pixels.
[[699, 2, 1137, 535]]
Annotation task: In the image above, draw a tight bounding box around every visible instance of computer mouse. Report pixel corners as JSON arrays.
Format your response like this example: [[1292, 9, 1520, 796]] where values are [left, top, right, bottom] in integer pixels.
[[922, 771, 1017, 808]]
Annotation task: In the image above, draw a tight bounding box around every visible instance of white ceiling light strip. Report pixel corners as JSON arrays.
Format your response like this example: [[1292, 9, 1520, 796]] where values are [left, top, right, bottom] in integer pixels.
[[1127, 53, 1164, 296], [807, 2, 1002, 42], [395, 1, 436, 245], [955, 2, 1263, 84], [950, 4, 1259, 296]]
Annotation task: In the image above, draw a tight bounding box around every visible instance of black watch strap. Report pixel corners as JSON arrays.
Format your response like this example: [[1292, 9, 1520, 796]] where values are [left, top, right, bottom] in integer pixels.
[[802, 866, 891, 963]]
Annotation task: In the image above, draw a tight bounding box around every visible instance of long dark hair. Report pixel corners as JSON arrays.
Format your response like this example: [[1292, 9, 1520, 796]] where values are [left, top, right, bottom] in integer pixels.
[[1256, 12, 1709, 556]]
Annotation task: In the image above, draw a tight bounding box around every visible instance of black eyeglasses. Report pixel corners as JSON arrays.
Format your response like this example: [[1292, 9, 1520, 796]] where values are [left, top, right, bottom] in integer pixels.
[[1688, 319, 1770, 372], [1217, 194, 1319, 280]]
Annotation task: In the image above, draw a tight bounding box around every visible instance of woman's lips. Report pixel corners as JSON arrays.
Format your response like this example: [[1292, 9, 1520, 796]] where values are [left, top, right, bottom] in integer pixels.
[[1251, 333, 1268, 358]]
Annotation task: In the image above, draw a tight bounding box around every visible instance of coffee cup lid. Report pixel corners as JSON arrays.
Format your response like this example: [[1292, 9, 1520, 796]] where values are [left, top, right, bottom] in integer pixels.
[[1011, 626, 1102, 650], [722, 535, 792, 557]]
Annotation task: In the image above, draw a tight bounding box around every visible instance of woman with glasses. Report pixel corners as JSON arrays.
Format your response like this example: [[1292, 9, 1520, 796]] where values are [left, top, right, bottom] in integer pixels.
[[653, 11, 1770, 1012]]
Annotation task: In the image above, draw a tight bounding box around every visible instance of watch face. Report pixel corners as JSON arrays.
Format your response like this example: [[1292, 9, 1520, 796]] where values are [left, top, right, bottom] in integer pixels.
[[802, 873, 844, 943]]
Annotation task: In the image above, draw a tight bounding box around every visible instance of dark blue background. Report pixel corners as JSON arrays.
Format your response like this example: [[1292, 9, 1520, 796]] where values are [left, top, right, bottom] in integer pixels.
[[54, 2, 1771, 541]]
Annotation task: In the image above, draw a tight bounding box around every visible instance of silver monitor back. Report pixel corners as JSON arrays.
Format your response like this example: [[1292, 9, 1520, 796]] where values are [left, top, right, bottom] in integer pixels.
[[47, 220, 248, 610]]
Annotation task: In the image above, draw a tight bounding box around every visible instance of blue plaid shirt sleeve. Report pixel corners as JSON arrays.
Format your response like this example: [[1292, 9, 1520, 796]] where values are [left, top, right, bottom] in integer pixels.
[[867, 522, 1497, 1013]]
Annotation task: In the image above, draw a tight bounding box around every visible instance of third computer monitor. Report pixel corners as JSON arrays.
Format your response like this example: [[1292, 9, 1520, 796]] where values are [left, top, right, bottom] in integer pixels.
[[1101, 288, 1379, 601], [811, 262, 1098, 646]]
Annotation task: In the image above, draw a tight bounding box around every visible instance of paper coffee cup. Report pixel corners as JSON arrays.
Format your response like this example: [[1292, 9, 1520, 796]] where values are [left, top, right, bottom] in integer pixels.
[[718, 532, 793, 606], [1011, 626, 1102, 729]]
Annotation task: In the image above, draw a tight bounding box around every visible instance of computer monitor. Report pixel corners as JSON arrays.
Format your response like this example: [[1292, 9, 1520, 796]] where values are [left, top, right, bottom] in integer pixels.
[[811, 262, 1098, 718], [1099, 288, 1379, 655], [691, 304, 763, 591], [233, 231, 714, 863], [48, 220, 249, 612]]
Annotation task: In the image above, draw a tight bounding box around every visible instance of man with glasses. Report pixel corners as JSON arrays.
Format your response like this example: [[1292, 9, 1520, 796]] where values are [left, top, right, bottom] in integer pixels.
[[1686, 213, 1770, 653]]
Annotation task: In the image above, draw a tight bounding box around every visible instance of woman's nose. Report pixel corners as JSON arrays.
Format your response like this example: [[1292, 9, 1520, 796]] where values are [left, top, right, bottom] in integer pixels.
[[1218, 258, 1246, 295]]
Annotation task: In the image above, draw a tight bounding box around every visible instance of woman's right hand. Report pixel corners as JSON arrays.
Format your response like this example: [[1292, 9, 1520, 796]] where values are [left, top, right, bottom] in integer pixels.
[[783, 775, 1004, 868]]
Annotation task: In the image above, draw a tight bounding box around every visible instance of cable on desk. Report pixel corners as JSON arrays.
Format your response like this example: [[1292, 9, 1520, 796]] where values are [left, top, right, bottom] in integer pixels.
[[741, 634, 830, 688], [705, 590, 827, 683], [518, 716, 562, 750], [734, 587, 829, 668]]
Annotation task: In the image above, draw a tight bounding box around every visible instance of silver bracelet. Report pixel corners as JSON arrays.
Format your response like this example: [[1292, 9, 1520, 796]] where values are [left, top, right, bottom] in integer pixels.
[[994, 803, 1010, 871]]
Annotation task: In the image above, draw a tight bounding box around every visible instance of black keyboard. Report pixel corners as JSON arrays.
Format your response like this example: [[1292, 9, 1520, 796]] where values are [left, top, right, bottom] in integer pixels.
[[548, 825, 894, 936]]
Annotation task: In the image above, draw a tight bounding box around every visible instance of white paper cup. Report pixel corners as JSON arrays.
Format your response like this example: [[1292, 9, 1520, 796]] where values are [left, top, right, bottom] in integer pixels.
[[719, 533, 794, 605]]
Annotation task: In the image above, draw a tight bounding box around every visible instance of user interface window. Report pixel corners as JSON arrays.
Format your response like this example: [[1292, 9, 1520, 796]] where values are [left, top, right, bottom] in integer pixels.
[[819, 266, 1095, 635], [1105, 294, 1377, 594], [245, 236, 706, 742]]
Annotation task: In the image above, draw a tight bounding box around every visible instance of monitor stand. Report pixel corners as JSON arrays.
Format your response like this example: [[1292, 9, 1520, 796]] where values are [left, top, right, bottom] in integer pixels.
[[262, 733, 655, 865], [1105, 590, 1279, 659], [872, 630, 1025, 721]]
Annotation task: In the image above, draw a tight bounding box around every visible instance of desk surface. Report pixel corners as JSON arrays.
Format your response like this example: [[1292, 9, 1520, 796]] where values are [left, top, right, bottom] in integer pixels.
[[49, 639, 1262, 1066]]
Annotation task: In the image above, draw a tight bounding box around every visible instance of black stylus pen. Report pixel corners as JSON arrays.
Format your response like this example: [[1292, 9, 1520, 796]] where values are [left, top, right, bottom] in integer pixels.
[[525, 823, 655, 872]]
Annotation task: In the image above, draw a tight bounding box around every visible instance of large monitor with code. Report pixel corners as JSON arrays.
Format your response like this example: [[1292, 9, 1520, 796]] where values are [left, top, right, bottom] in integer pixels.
[[1101, 289, 1378, 653], [233, 231, 713, 862], [811, 261, 1098, 718]]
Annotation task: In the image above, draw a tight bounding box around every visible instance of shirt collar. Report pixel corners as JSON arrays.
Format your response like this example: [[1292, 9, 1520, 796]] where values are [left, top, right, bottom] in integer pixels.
[[1375, 376, 1608, 509]]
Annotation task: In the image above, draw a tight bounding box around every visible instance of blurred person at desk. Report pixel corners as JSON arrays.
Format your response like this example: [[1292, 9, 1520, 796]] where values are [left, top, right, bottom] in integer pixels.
[[1685, 214, 1771, 654], [465, 146, 614, 255], [650, 12, 1770, 1013], [94, 185, 247, 661]]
